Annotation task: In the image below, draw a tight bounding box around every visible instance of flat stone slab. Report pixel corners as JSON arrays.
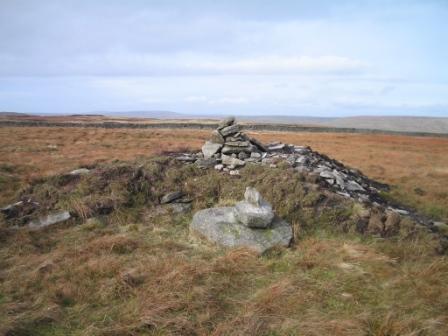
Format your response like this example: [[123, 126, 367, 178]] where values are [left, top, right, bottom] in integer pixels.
[[190, 207, 292, 254], [27, 211, 71, 230]]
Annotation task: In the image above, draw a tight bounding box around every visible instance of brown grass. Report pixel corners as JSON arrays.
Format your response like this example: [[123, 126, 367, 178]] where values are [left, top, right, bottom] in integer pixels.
[[1, 126, 448, 220]]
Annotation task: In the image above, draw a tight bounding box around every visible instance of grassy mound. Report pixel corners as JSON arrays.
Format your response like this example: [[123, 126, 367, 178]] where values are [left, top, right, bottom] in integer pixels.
[[1, 157, 447, 335]]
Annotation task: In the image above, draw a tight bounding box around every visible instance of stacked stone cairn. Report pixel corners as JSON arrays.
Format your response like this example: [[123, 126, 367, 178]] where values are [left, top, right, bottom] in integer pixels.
[[190, 187, 292, 254], [198, 116, 268, 175]]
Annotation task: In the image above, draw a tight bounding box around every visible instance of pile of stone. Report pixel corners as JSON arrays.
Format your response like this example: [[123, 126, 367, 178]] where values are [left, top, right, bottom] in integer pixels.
[[178, 116, 267, 174], [175, 117, 398, 210], [190, 187, 292, 254]]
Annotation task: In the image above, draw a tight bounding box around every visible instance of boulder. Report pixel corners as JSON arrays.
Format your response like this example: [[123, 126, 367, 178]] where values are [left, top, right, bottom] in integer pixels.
[[190, 207, 292, 254], [202, 141, 223, 159], [221, 154, 245, 167], [28, 211, 71, 230]]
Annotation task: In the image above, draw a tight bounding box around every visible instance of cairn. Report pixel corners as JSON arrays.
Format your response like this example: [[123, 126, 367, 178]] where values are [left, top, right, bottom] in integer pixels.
[[200, 116, 267, 172]]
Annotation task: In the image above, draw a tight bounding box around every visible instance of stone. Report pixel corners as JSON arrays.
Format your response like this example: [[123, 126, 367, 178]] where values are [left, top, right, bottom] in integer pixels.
[[160, 191, 184, 204], [202, 141, 223, 159], [195, 158, 217, 169], [221, 154, 246, 167], [168, 202, 192, 214], [28, 211, 71, 230], [238, 152, 249, 160], [229, 170, 240, 176], [250, 137, 268, 152], [220, 124, 240, 137], [345, 180, 365, 192], [250, 152, 262, 159], [190, 207, 292, 254], [176, 155, 197, 162], [234, 192, 274, 229], [221, 145, 252, 155], [69, 168, 90, 176], [214, 164, 224, 171], [225, 141, 250, 147], [218, 116, 235, 129], [210, 130, 225, 144], [268, 143, 286, 152]]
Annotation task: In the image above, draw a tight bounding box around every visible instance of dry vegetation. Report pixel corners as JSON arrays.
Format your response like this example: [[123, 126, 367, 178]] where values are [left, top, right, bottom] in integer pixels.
[[0, 155, 447, 336], [1, 126, 448, 221], [1, 126, 448, 335]]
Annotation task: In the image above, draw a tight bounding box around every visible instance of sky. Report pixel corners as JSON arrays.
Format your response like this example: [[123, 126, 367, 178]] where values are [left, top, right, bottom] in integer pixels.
[[0, 0, 447, 117]]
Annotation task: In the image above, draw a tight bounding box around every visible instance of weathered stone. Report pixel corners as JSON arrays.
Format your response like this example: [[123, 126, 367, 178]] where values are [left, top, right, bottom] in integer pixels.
[[195, 158, 217, 169], [229, 170, 240, 176], [190, 207, 292, 254], [69, 168, 90, 176], [214, 164, 224, 171], [345, 180, 365, 192], [221, 145, 252, 155], [221, 154, 246, 167], [250, 152, 262, 159], [250, 137, 268, 152], [238, 152, 249, 160], [268, 143, 286, 152], [160, 191, 184, 204], [218, 116, 235, 129], [168, 202, 192, 214], [176, 155, 196, 162], [210, 130, 225, 144], [234, 201, 274, 229], [220, 124, 240, 137], [28, 211, 71, 230], [225, 141, 250, 147], [202, 141, 223, 159]]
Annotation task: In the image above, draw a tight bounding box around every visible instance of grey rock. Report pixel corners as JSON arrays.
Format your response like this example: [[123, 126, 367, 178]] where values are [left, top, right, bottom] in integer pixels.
[[218, 116, 235, 129], [268, 143, 286, 152], [225, 141, 250, 147], [229, 170, 240, 176], [168, 202, 192, 214], [220, 124, 241, 137], [250, 137, 268, 152], [250, 152, 262, 159], [69, 168, 90, 176], [161, 191, 184, 204], [221, 145, 252, 155], [214, 164, 224, 171], [176, 155, 197, 162], [190, 207, 292, 254], [28, 211, 71, 230], [345, 180, 365, 192], [238, 152, 249, 160], [195, 158, 217, 169], [234, 191, 274, 229], [320, 171, 335, 179], [221, 154, 246, 167], [202, 141, 223, 159], [210, 130, 225, 144]]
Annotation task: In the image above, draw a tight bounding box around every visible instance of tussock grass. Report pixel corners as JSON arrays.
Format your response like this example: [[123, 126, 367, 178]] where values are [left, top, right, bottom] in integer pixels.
[[0, 157, 447, 335]]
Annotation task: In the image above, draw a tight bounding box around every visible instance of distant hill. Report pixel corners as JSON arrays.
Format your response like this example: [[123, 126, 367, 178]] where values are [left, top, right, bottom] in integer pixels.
[[319, 116, 448, 134], [0, 112, 30, 117]]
